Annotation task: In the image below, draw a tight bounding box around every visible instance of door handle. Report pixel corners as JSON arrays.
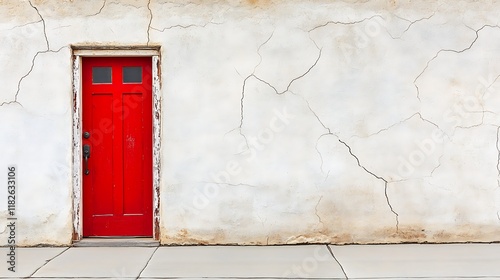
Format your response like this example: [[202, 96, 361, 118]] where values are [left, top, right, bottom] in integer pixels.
[[83, 144, 91, 175]]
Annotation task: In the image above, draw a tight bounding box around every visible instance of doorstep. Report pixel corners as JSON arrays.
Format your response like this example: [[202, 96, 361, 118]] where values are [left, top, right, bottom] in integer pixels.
[[72, 237, 159, 247]]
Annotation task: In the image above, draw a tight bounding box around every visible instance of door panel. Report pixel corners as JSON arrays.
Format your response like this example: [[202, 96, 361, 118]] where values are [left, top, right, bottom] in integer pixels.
[[91, 94, 114, 216], [123, 93, 144, 215], [82, 57, 152, 237]]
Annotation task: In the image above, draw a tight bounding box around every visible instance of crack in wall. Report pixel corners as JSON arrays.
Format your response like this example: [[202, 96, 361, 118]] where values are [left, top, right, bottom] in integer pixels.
[[156, 1, 200, 8], [254, 32, 274, 72], [352, 112, 449, 141], [254, 44, 323, 96], [392, 12, 435, 39], [483, 73, 500, 97], [452, 83, 489, 134], [239, 45, 323, 132], [353, 113, 419, 139], [236, 32, 274, 148], [28, 0, 50, 50], [0, 46, 68, 107], [315, 132, 333, 176], [293, 92, 335, 176], [238, 45, 321, 138], [414, 24, 500, 102], [151, 21, 222, 32], [238, 75, 251, 148], [314, 196, 324, 228], [338, 139, 400, 232], [308, 14, 383, 32], [476, 110, 498, 115], [146, 0, 153, 45], [7, 20, 42, 30], [298, 90, 400, 231], [237, 34, 322, 143], [427, 180, 452, 192], [29, 0, 49, 50], [284, 49, 322, 94], [394, 152, 444, 183], [255, 213, 266, 227], [415, 112, 447, 136], [496, 126, 500, 188], [430, 154, 444, 177], [1, 1, 56, 107], [454, 111, 485, 132], [107, 1, 143, 10], [86, 0, 106, 17]]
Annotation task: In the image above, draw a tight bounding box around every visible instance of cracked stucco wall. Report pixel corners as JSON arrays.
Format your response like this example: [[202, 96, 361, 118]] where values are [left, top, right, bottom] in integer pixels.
[[1, 0, 500, 245]]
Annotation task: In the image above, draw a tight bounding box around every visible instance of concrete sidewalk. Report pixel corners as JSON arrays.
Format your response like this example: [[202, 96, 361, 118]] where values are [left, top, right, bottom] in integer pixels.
[[1, 244, 500, 279]]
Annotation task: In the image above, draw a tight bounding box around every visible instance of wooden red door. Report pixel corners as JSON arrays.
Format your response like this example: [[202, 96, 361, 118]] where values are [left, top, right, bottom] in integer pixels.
[[82, 57, 153, 237]]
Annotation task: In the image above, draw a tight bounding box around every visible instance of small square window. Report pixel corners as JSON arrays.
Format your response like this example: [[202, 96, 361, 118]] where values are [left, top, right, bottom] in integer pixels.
[[123, 67, 142, 83], [92, 67, 112, 84]]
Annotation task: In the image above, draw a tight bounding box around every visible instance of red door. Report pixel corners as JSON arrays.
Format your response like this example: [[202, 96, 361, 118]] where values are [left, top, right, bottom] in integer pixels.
[[82, 57, 153, 237]]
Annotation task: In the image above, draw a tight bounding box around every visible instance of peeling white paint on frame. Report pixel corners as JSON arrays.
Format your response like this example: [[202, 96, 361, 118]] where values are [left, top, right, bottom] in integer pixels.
[[72, 53, 82, 240], [152, 55, 162, 239]]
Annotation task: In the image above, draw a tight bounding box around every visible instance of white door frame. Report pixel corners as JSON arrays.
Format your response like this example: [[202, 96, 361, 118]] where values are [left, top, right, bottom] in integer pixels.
[[71, 46, 162, 240]]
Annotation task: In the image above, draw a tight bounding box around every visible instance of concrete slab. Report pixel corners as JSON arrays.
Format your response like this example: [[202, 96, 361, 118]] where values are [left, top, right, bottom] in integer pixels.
[[331, 243, 500, 279], [140, 245, 345, 279], [35, 279, 326, 280], [0, 247, 67, 278], [139, 279, 333, 280], [32, 247, 156, 278], [33, 278, 135, 280], [354, 278, 500, 280]]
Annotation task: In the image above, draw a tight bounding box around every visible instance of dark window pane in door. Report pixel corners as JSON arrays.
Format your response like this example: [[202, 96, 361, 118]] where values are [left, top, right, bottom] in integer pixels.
[[123, 67, 142, 83], [92, 67, 112, 84]]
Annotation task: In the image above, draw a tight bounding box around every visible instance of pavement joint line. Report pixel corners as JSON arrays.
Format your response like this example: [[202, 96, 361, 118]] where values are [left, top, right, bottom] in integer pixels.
[[327, 245, 348, 280], [137, 245, 160, 278], [28, 246, 71, 278]]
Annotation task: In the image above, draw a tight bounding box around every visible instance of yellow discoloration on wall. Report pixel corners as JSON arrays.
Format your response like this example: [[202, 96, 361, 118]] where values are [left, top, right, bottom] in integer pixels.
[[161, 225, 500, 245]]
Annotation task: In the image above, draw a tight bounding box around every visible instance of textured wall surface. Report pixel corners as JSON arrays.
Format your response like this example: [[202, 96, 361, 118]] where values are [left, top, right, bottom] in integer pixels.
[[1, 0, 500, 246]]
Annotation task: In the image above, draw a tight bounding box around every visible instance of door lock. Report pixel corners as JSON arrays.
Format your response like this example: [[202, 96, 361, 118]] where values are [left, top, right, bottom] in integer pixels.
[[83, 144, 91, 175]]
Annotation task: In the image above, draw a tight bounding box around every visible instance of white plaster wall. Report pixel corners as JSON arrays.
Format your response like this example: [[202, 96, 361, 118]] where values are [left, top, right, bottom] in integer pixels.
[[1, 0, 500, 245]]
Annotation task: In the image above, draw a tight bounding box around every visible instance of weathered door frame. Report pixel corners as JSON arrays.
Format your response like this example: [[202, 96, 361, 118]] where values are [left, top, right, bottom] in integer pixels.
[[71, 46, 161, 241]]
